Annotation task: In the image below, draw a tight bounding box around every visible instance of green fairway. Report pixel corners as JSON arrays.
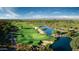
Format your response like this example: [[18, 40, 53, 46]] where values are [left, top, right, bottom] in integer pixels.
[[15, 22, 56, 46]]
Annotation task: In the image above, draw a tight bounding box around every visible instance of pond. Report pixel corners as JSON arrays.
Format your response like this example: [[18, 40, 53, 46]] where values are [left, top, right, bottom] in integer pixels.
[[39, 26, 54, 36], [50, 37, 72, 51]]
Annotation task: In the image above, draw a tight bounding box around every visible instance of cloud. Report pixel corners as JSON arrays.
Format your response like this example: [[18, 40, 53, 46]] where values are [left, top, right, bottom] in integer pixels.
[[5, 8, 19, 17], [24, 15, 48, 19], [24, 15, 79, 19], [52, 11, 61, 14], [5, 8, 19, 19], [0, 7, 79, 20], [0, 7, 4, 12], [0, 7, 19, 19]]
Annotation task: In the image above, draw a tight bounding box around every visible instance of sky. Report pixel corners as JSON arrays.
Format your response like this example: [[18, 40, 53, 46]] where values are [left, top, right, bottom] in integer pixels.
[[0, 7, 79, 19]]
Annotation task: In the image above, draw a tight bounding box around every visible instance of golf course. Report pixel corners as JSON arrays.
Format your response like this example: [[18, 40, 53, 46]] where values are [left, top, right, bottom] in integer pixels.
[[0, 20, 79, 51]]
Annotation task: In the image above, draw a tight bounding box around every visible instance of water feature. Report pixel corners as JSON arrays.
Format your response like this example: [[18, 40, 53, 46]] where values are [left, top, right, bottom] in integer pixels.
[[39, 26, 54, 36]]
